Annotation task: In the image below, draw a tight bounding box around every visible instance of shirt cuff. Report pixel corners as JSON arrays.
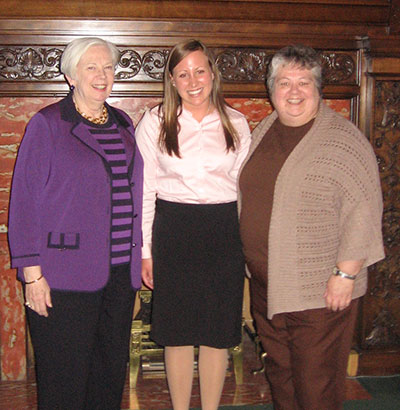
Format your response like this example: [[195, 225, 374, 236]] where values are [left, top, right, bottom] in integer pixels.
[[142, 243, 152, 259]]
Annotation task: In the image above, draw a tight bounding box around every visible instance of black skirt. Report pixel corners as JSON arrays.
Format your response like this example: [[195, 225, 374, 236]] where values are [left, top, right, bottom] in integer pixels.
[[150, 199, 245, 348]]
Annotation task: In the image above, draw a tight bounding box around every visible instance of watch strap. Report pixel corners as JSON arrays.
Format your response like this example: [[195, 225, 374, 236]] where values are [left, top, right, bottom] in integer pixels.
[[333, 267, 356, 280]]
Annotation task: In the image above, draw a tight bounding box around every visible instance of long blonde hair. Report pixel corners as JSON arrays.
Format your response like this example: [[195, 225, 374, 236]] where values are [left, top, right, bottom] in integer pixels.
[[159, 39, 239, 157]]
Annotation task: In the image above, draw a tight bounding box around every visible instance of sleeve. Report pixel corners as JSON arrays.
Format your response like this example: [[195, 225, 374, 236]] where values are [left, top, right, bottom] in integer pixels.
[[230, 113, 252, 178], [135, 109, 161, 259], [335, 130, 385, 268], [8, 112, 53, 268]]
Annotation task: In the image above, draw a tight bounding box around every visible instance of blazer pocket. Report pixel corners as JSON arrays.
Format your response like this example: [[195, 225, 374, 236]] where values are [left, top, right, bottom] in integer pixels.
[[47, 232, 80, 250]]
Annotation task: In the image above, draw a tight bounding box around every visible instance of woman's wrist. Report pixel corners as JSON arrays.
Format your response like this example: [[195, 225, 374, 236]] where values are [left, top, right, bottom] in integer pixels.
[[334, 259, 365, 279], [332, 267, 356, 280], [25, 274, 44, 285], [23, 265, 43, 283]]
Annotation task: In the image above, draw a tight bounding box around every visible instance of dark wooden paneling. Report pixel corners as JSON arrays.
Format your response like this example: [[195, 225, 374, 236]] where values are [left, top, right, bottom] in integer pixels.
[[358, 67, 400, 374], [390, 0, 400, 34], [0, 0, 391, 24], [0, 19, 387, 47]]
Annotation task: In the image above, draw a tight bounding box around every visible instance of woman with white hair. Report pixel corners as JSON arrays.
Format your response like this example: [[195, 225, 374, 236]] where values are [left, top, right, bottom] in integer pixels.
[[8, 37, 143, 410]]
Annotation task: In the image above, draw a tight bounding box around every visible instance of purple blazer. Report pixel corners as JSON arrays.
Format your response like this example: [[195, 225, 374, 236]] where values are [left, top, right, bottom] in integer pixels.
[[8, 94, 144, 291]]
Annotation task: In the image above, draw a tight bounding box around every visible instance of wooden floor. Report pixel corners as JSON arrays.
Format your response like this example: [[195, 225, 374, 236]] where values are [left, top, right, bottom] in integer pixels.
[[0, 333, 371, 410]]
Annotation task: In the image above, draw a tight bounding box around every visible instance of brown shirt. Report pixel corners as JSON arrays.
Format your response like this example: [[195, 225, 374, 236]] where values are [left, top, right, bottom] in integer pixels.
[[239, 118, 314, 283]]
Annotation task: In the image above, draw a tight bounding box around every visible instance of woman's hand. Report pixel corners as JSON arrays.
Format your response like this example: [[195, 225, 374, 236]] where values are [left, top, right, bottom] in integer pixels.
[[324, 275, 354, 311], [324, 260, 364, 311], [141, 258, 154, 289], [23, 266, 52, 317]]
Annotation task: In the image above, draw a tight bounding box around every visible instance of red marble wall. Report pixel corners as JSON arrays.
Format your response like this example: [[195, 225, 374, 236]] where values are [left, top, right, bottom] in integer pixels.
[[0, 96, 350, 381], [0, 97, 61, 380]]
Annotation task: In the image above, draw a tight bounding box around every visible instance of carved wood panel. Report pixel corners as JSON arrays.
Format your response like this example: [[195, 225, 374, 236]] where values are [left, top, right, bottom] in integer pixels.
[[0, 45, 358, 91], [362, 80, 400, 350]]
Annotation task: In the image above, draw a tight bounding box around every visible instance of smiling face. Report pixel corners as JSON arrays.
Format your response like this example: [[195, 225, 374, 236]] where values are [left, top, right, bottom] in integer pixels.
[[67, 44, 115, 116], [171, 49, 214, 119], [271, 64, 320, 127]]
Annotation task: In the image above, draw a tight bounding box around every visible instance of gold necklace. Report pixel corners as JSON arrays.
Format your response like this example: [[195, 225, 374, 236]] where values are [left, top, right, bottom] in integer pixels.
[[75, 104, 109, 125]]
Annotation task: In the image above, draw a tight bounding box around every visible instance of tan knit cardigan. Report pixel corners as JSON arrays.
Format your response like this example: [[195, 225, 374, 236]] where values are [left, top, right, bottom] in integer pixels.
[[238, 103, 385, 319]]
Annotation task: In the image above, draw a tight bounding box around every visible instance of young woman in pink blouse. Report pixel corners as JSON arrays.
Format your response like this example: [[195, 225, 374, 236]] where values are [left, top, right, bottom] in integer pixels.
[[136, 39, 251, 410]]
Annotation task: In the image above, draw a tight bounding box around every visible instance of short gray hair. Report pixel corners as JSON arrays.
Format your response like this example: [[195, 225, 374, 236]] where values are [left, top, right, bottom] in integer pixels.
[[61, 37, 120, 79], [266, 45, 322, 97]]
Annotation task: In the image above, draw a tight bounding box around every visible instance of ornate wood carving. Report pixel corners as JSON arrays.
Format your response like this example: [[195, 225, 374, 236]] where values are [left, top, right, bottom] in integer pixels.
[[363, 80, 400, 349], [319, 53, 356, 84], [116, 49, 142, 80], [0, 47, 62, 80], [0, 45, 357, 87], [140, 50, 169, 81], [215, 49, 356, 84], [215, 49, 273, 82]]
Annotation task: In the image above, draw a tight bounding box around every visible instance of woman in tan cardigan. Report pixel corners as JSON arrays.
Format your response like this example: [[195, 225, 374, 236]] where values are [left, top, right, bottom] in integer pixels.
[[238, 45, 384, 410]]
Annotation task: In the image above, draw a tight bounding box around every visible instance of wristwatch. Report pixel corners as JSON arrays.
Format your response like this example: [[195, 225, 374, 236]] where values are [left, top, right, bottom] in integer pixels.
[[332, 267, 356, 280]]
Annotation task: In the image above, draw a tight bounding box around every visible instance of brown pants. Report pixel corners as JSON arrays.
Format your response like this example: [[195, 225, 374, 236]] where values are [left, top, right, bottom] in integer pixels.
[[250, 279, 359, 410]]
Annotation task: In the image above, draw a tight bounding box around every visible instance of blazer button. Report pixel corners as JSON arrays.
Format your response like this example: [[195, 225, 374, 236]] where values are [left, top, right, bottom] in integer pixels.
[[132, 243, 136, 247]]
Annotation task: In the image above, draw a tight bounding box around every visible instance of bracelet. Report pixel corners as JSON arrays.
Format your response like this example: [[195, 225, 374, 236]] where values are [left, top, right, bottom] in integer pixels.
[[332, 267, 356, 280], [25, 274, 44, 285]]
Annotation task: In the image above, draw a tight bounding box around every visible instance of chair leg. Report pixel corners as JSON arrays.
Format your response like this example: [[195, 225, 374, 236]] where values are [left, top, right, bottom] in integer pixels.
[[129, 354, 140, 389], [252, 336, 267, 375], [129, 320, 143, 389], [230, 343, 243, 385]]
